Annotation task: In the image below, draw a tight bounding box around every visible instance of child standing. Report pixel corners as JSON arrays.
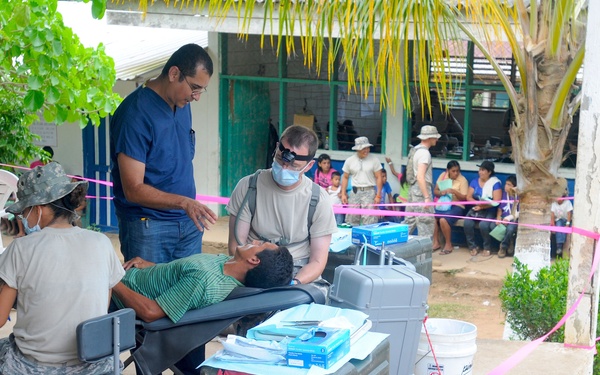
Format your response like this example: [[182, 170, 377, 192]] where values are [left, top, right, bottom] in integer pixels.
[[376, 169, 396, 222], [495, 175, 519, 258], [327, 171, 345, 225], [551, 188, 573, 256], [385, 157, 409, 210], [314, 154, 336, 189]]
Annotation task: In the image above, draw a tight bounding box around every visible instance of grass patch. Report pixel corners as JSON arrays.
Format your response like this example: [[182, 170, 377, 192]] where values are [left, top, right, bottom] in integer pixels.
[[428, 303, 472, 320], [444, 269, 463, 276]]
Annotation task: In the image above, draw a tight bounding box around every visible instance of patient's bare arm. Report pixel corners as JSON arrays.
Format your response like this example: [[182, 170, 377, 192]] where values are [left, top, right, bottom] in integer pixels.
[[112, 282, 166, 322]]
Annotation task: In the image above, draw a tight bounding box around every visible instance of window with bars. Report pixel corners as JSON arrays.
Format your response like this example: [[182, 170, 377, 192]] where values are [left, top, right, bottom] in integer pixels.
[[224, 34, 384, 152]]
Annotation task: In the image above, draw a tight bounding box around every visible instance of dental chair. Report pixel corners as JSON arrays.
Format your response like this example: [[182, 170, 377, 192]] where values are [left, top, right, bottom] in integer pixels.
[[124, 284, 326, 375]]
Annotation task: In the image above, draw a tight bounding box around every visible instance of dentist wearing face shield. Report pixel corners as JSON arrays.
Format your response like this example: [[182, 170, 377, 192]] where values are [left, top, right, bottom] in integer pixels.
[[226, 125, 337, 296]]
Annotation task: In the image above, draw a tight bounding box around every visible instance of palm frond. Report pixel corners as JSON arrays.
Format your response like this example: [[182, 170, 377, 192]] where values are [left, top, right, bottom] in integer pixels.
[[547, 45, 584, 130]]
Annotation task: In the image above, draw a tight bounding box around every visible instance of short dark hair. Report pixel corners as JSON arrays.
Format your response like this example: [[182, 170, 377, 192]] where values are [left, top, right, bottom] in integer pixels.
[[446, 160, 460, 170], [42, 146, 54, 158], [381, 169, 387, 175], [506, 175, 517, 186], [332, 171, 341, 179], [280, 125, 318, 159], [244, 246, 293, 288], [161, 44, 214, 79]]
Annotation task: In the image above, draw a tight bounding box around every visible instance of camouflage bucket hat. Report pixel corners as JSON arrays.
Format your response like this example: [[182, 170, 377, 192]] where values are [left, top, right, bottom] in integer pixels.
[[6, 162, 88, 214]]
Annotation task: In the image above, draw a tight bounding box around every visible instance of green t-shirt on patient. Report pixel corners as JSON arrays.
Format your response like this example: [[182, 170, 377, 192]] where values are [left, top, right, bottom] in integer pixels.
[[113, 254, 242, 323]]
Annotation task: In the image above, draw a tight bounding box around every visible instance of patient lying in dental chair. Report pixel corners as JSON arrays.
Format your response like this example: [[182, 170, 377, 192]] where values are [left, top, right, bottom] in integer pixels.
[[111, 241, 293, 323]]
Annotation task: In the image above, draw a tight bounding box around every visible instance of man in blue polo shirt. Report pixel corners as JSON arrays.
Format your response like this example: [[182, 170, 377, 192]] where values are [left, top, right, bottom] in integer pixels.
[[110, 44, 217, 264]]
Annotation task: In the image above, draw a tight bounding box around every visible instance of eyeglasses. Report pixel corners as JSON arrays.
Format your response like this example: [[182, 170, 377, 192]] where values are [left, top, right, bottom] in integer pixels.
[[181, 72, 207, 97]]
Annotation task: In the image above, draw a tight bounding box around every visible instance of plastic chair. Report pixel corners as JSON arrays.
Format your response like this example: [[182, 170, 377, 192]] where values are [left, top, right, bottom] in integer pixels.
[[76, 308, 136, 375], [0, 170, 18, 253]]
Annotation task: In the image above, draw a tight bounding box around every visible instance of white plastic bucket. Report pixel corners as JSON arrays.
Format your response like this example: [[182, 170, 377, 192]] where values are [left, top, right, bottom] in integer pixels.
[[414, 318, 478, 375]]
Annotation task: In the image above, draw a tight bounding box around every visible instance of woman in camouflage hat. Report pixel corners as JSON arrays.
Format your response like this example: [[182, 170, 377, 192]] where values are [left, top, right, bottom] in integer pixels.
[[0, 162, 125, 374]]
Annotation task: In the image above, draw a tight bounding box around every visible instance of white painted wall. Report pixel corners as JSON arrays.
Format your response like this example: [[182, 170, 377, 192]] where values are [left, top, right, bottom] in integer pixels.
[[52, 123, 84, 176], [565, 0, 600, 368], [191, 33, 221, 215]]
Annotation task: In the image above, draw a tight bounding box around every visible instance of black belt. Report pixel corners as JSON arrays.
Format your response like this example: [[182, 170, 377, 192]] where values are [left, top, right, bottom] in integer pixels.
[[352, 186, 374, 193]]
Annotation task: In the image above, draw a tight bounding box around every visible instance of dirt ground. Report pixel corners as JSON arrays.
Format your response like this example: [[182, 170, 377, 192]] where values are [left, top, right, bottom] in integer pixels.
[[428, 268, 505, 339]]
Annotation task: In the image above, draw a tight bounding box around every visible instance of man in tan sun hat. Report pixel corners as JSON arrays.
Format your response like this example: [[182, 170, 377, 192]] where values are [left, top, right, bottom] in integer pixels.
[[403, 125, 441, 238], [340, 136, 383, 225]]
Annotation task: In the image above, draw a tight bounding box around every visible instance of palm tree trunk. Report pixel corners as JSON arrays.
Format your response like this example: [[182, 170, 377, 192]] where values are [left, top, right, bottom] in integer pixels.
[[513, 192, 553, 275]]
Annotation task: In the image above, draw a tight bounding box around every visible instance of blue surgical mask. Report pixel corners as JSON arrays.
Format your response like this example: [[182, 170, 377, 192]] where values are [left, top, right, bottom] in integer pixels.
[[22, 207, 42, 235], [271, 160, 306, 187]]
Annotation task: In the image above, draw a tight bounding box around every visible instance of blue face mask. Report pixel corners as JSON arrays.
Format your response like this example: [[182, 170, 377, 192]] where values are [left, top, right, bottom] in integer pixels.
[[22, 207, 42, 235], [271, 160, 307, 187]]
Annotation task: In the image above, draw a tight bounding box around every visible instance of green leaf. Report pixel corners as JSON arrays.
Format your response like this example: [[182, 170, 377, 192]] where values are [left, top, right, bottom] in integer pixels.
[[16, 63, 30, 75], [37, 54, 52, 75], [78, 116, 89, 128], [91, 0, 107, 19], [52, 40, 63, 55], [24, 90, 44, 112], [13, 4, 30, 28], [45, 86, 60, 104], [44, 28, 54, 42], [49, 74, 60, 86], [31, 30, 45, 47], [10, 45, 21, 57], [56, 105, 68, 124], [43, 107, 56, 123], [27, 75, 44, 90]]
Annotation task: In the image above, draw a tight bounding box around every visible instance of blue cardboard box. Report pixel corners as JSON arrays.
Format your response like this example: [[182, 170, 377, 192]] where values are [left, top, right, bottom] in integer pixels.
[[286, 327, 351, 369], [352, 222, 409, 246]]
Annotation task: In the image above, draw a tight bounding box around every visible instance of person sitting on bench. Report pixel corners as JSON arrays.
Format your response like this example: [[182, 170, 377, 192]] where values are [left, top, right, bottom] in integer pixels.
[[111, 241, 293, 323]]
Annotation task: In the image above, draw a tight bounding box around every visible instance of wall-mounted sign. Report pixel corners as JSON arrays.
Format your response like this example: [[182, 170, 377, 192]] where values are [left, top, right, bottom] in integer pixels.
[[30, 121, 58, 147]]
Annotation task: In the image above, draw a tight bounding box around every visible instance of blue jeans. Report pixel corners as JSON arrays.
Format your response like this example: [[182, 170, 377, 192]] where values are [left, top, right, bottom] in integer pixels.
[[464, 208, 496, 250], [495, 221, 518, 250], [118, 216, 203, 263], [555, 218, 568, 247]]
